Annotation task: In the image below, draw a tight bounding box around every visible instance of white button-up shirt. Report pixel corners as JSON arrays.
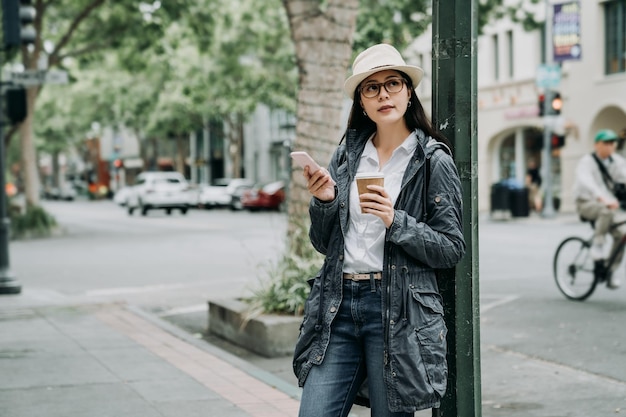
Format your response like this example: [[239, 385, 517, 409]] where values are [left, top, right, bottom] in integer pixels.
[[343, 132, 417, 274]]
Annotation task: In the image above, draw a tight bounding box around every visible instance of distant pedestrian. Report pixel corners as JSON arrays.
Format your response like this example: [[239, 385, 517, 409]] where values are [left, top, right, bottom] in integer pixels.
[[525, 158, 542, 212], [293, 43, 466, 416]]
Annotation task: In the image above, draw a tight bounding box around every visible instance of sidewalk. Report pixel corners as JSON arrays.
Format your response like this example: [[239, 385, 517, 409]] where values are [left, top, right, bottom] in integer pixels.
[[0, 299, 299, 417]]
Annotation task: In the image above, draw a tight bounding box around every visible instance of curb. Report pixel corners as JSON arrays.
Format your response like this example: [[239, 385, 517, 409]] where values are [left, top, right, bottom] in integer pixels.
[[127, 304, 302, 400]]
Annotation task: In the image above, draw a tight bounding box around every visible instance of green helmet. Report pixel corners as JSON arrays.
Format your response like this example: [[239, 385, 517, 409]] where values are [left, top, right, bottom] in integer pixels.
[[594, 129, 619, 142]]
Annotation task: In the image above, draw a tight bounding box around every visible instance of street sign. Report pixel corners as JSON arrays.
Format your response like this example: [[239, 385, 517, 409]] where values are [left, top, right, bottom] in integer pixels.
[[536, 64, 561, 89], [9, 69, 68, 86], [44, 70, 68, 84]]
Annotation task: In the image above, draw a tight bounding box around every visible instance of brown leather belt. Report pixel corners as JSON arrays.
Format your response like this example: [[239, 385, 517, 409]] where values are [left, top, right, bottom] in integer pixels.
[[343, 272, 382, 281]]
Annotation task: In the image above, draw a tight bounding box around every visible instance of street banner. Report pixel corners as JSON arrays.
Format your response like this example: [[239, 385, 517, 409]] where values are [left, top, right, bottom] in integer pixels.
[[553, 1, 581, 62]]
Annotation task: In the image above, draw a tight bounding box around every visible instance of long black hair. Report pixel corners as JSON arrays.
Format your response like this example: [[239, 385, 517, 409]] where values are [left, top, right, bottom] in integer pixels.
[[343, 71, 452, 150]]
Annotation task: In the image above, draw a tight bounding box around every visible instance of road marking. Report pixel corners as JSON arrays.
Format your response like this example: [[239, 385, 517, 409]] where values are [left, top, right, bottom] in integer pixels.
[[158, 304, 208, 317], [85, 283, 187, 296], [480, 294, 519, 313]]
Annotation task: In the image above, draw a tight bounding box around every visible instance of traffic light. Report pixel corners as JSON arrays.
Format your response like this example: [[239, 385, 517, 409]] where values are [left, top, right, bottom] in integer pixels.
[[113, 159, 123, 169], [538, 91, 563, 117], [5, 87, 27, 125], [551, 133, 566, 149], [2, 0, 37, 50], [550, 92, 562, 115]]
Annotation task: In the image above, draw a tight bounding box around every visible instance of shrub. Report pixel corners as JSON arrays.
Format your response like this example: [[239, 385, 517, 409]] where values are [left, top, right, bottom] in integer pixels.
[[244, 219, 323, 317], [9, 205, 57, 239]]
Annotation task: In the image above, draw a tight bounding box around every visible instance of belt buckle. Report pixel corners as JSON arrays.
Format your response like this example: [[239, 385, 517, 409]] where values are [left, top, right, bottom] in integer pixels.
[[344, 272, 381, 281], [344, 273, 361, 281]]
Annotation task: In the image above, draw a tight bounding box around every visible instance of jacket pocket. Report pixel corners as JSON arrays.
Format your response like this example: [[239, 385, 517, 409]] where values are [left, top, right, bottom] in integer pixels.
[[410, 289, 448, 396]]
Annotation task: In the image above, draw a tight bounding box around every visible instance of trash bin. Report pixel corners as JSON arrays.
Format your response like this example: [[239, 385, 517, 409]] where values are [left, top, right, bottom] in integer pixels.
[[509, 187, 530, 217], [490, 182, 511, 213]]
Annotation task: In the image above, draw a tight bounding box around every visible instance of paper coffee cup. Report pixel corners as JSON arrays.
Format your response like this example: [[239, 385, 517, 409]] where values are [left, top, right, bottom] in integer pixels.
[[356, 172, 384, 213]]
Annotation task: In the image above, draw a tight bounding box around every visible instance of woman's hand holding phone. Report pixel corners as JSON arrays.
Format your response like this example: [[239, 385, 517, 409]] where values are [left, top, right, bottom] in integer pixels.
[[290, 151, 336, 202]]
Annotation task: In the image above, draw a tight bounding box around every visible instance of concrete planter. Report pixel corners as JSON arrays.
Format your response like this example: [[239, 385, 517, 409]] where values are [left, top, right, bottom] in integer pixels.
[[208, 298, 301, 358]]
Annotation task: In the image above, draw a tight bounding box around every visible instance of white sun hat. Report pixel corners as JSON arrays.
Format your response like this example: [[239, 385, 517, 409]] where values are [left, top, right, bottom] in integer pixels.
[[343, 43, 424, 99]]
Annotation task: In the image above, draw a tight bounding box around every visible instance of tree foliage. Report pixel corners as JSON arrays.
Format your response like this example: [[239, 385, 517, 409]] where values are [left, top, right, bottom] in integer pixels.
[[353, 0, 542, 56], [9, 0, 198, 206], [7, 0, 298, 188], [354, 0, 432, 53]]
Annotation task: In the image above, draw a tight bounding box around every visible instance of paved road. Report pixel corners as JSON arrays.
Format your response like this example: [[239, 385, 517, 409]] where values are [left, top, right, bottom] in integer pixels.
[[5, 200, 626, 415], [9, 200, 286, 314]]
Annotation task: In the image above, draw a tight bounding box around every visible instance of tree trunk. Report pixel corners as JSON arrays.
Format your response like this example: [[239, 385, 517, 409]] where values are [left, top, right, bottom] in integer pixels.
[[52, 150, 60, 188], [282, 0, 358, 256], [135, 129, 148, 171], [224, 114, 244, 179], [19, 85, 41, 208], [175, 134, 186, 175], [235, 113, 244, 179]]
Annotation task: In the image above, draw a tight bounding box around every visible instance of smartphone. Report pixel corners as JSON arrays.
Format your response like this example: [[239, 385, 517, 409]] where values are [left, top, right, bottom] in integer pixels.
[[290, 151, 321, 174]]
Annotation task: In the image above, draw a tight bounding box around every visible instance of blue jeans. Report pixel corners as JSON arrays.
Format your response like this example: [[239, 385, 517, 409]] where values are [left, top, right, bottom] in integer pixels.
[[298, 279, 413, 417]]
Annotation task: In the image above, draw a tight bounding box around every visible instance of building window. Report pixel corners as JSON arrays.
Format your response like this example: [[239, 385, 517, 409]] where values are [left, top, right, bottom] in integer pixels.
[[493, 34, 500, 81], [605, 0, 626, 74], [507, 30, 514, 79]]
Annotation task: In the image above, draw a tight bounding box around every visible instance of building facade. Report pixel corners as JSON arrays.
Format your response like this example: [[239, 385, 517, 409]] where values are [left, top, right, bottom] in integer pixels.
[[411, 0, 626, 214]]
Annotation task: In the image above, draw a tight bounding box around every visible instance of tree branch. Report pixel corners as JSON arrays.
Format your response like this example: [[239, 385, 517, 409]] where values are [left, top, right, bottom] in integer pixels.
[[52, 41, 111, 65], [48, 0, 107, 66]]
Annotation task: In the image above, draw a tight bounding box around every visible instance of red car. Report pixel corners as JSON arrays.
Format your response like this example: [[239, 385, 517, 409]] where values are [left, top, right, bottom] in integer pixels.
[[241, 181, 285, 211]]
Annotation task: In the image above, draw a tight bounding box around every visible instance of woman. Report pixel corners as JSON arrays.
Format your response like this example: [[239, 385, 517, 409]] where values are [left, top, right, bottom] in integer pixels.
[[293, 43, 466, 416]]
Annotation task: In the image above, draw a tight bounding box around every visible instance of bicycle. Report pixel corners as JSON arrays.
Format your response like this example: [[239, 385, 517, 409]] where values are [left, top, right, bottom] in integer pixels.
[[553, 218, 626, 301]]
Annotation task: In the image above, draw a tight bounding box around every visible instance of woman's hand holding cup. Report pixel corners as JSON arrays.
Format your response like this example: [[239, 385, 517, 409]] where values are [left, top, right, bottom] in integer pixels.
[[356, 172, 394, 227]]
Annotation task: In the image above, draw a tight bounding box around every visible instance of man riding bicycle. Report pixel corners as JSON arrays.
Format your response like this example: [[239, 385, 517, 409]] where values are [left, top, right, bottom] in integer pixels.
[[573, 129, 626, 289]]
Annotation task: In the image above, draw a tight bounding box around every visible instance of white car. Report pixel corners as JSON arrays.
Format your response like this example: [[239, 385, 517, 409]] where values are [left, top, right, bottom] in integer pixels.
[[126, 172, 190, 216], [113, 186, 132, 206], [43, 183, 77, 201], [198, 178, 253, 209]]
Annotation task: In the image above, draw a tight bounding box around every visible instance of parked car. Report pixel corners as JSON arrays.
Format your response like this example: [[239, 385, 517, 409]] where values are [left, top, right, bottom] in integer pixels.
[[197, 178, 254, 209], [126, 172, 190, 216], [113, 186, 132, 206], [229, 180, 254, 211], [241, 181, 285, 211], [43, 183, 77, 201]]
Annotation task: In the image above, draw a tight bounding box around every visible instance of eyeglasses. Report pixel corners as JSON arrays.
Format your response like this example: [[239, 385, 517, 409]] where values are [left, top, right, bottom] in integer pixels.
[[359, 78, 406, 98]]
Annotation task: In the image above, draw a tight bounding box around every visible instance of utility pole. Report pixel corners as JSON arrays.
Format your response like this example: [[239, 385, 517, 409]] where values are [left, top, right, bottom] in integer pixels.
[[0, 59, 22, 295], [432, 0, 480, 416], [541, 0, 557, 218]]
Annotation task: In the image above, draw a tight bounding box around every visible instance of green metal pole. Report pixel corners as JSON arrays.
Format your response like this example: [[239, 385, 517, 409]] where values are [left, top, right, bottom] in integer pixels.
[[0, 49, 22, 295], [432, 0, 480, 416]]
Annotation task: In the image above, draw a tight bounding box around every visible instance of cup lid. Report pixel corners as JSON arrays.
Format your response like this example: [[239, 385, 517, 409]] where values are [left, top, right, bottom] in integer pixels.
[[355, 172, 384, 179]]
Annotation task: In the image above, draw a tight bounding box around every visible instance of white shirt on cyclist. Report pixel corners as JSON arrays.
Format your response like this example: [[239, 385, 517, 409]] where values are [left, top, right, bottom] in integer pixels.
[[573, 152, 626, 203]]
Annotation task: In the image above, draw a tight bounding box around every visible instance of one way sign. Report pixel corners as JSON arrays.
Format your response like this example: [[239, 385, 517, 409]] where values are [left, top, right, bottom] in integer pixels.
[[9, 70, 68, 86]]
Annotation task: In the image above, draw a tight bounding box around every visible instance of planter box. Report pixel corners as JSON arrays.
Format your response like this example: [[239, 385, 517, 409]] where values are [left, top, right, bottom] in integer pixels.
[[208, 298, 301, 358]]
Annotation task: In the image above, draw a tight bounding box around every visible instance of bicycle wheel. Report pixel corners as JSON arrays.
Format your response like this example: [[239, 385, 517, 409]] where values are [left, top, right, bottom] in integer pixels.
[[553, 236, 598, 301]]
